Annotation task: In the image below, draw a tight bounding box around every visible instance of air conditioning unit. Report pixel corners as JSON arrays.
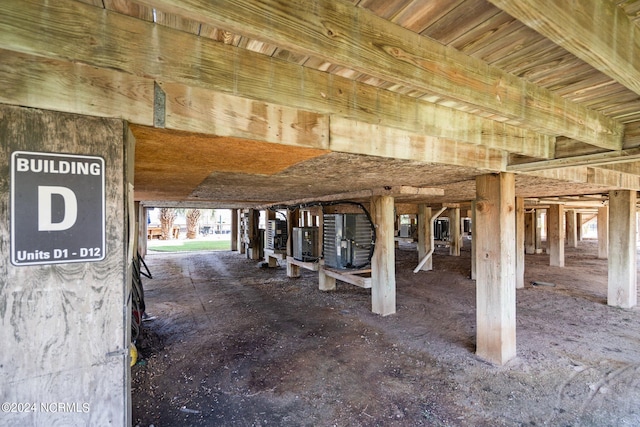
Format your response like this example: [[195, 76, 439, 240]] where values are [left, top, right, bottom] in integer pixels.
[[434, 218, 449, 241], [292, 227, 319, 261], [399, 223, 416, 238], [266, 219, 287, 250], [323, 213, 372, 269]]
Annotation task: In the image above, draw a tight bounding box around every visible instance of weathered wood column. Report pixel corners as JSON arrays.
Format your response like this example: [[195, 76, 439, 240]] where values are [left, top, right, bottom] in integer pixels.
[[471, 201, 476, 280], [598, 206, 608, 259], [246, 209, 260, 260], [566, 209, 577, 248], [371, 195, 396, 316], [286, 208, 301, 278], [417, 204, 433, 271], [475, 173, 516, 365], [1, 106, 131, 425], [516, 197, 525, 289], [237, 209, 245, 255], [449, 207, 461, 256], [230, 208, 238, 251], [524, 209, 536, 255], [608, 190, 637, 308], [548, 204, 565, 267], [535, 209, 543, 254], [576, 212, 583, 241], [137, 203, 148, 257]]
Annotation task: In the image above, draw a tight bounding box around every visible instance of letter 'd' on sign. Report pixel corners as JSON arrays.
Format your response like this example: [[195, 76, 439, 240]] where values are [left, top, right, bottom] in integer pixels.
[[38, 186, 78, 231], [11, 151, 105, 266]]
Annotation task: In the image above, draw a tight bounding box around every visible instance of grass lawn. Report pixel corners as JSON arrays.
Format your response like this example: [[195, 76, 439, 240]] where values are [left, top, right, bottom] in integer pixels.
[[148, 239, 231, 252]]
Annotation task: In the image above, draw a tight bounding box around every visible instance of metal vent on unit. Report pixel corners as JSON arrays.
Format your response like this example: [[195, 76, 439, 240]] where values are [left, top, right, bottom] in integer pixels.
[[292, 227, 319, 262], [434, 218, 449, 241], [323, 213, 372, 269], [266, 219, 287, 250]]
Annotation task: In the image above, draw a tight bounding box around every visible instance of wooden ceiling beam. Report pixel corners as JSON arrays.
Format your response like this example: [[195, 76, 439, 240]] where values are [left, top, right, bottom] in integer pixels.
[[0, 49, 155, 125], [519, 167, 640, 191], [260, 186, 445, 209], [508, 147, 640, 173], [0, 0, 553, 160], [488, 0, 640, 97], [329, 117, 507, 171], [136, 0, 624, 150]]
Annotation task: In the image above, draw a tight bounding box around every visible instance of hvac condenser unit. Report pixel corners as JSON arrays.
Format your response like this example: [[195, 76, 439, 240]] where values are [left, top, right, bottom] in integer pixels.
[[292, 227, 319, 262], [434, 218, 449, 241], [323, 214, 372, 269], [266, 219, 287, 250]]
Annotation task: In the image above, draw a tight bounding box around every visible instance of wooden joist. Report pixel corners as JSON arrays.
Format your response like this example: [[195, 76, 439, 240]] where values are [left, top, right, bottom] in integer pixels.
[[261, 185, 444, 208], [286, 256, 319, 272], [489, 0, 640, 97], [137, 0, 624, 150], [508, 147, 640, 172], [0, 0, 554, 160], [321, 267, 372, 289]]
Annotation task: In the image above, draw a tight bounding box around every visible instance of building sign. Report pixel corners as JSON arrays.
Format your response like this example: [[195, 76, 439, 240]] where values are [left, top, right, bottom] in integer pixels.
[[11, 151, 105, 266]]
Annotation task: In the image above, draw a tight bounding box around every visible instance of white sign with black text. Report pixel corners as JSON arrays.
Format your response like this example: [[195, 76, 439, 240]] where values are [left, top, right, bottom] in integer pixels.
[[11, 151, 105, 266]]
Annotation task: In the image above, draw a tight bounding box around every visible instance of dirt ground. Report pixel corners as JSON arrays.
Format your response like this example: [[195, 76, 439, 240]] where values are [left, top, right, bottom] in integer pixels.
[[132, 239, 640, 426]]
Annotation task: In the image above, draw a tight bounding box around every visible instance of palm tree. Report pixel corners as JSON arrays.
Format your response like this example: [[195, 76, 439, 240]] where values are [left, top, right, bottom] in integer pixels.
[[186, 209, 201, 239], [159, 208, 177, 240]]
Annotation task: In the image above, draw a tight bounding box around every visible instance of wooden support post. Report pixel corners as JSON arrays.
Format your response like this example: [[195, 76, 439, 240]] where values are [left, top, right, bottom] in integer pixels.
[[598, 206, 608, 259], [475, 173, 516, 365], [247, 209, 260, 260], [371, 195, 396, 316], [230, 208, 238, 252], [1, 106, 130, 424], [287, 209, 301, 278], [566, 209, 577, 248], [524, 209, 535, 255], [318, 262, 336, 291], [417, 204, 433, 271], [608, 190, 637, 308], [238, 210, 245, 255], [548, 204, 564, 267], [471, 200, 476, 280], [138, 203, 148, 257], [449, 207, 461, 256], [576, 212, 583, 241], [545, 209, 550, 254], [516, 197, 525, 289], [535, 209, 543, 254]]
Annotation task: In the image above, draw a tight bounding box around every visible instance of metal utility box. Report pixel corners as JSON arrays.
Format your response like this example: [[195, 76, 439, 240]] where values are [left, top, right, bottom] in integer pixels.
[[323, 213, 372, 269], [292, 227, 319, 262], [434, 218, 449, 241], [266, 219, 287, 250], [399, 223, 416, 238]]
